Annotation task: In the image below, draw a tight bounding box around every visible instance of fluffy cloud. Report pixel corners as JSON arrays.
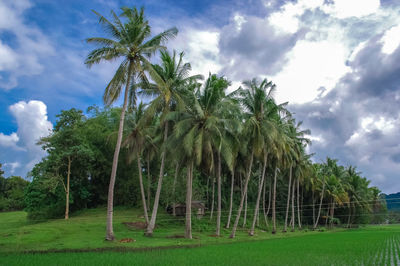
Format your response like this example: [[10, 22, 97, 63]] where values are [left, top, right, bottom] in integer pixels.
[[0, 0, 54, 89], [0, 100, 52, 177]]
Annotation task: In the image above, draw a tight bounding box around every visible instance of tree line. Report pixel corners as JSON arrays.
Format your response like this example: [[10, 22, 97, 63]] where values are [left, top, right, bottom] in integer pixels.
[[22, 6, 387, 240]]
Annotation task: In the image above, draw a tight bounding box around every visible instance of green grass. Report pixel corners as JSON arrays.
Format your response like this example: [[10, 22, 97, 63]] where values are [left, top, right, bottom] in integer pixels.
[[1, 208, 399, 265]]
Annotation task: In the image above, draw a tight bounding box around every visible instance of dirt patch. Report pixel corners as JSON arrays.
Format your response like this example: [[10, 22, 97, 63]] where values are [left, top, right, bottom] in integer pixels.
[[122, 221, 147, 230], [119, 238, 135, 243]]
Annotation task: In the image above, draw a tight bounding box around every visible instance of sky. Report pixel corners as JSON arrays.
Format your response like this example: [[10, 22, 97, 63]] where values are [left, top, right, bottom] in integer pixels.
[[0, 0, 399, 193]]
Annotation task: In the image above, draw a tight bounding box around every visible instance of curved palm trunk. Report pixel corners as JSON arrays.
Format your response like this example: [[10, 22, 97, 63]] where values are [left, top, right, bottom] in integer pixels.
[[185, 162, 193, 239], [226, 169, 235, 229], [283, 165, 292, 232], [65, 156, 71, 220], [265, 178, 272, 227], [216, 151, 222, 236], [243, 190, 247, 227], [313, 179, 325, 229], [145, 121, 169, 237], [230, 152, 254, 238], [147, 156, 151, 211], [210, 177, 215, 220], [249, 154, 268, 236], [137, 152, 149, 224], [272, 167, 278, 234], [297, 178, 302, 229], [291, 178, 295, 231], [262, 174, 267, 227], [106, 63, 132, 241], [172, 162, 179, 216]]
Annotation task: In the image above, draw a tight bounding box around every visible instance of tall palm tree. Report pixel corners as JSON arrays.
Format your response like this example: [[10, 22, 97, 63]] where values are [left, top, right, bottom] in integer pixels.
[[85, 7, 177, 240], [142, 51, 202, 236]]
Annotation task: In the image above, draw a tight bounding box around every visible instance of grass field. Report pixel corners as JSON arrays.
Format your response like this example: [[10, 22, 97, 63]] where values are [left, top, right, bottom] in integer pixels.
[[1, 208, 399, 265]]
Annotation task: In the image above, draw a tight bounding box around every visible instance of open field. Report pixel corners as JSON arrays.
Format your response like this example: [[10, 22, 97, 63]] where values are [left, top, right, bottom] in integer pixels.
[[1, 208, 399, 265]]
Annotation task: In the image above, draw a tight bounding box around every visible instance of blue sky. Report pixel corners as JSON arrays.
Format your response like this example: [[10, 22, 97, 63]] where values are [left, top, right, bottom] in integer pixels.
[[1, 0, 400, 193]]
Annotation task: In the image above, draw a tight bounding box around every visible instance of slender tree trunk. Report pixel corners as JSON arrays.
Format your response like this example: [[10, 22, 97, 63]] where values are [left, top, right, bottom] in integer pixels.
[[291, 178, 295, 231], [314, 179, 326, 229], [283, 165, 292, 232], [230, 152, 254, 238], [312, 190, 315, 226], [210, 177, 215, 220], [265, 177, 272, 227], [297, 178, 302, 229], [249, 154, 268, 236], [145, 121, 169, 237], [65, 156, 71, 220], [347, 202, 352, 228], [243, 190, 247, 228], [105, 62, 132, 241], [272, 167, 278, 234], [185, 162, 193, 239], [147, 155, 151, 211], [330, 200, 335, 228], [206, 176, 209, 206], [216, 151, 222, 236], [226, 169, 235, 229], [325, 205, 330, 226], [137, 152, 149, 224], [172, 162, 179, 216], [262, 174, 268, 227]]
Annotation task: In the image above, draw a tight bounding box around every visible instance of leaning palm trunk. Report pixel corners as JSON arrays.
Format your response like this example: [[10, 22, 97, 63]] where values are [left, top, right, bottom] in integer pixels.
[[265, 178, 272, 227], [291, 178, 295, 231], [216, 152, 222, 236], [145, 121, 169, 236], [172, 162, 179, 216], [185, 162, 193, 239], [283, 165, 292, 232], [230, 152, 254, 238], [210, 177, 215, 220], [147, 156, 151, 211], [297, 178, 301, 229], [249, 154, 268, 236], [312, 191, 315, 226], [226, 169, 235, 229], [137, 152, 149, 224], [106, 63, 132, 241], [65, 156, 71, 220], [313, 179, 326, 229], [272, 167, 278, 234], [243, 190, 247, 227], [262, 174, 268, 227]]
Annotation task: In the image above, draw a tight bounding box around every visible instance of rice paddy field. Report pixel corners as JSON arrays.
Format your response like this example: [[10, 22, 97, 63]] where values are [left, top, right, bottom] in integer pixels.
[[0, 208, 399, 265]]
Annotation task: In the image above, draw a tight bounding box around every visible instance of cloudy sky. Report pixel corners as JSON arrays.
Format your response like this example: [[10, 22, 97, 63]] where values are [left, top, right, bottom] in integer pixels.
[[0, 0, 399, 193]]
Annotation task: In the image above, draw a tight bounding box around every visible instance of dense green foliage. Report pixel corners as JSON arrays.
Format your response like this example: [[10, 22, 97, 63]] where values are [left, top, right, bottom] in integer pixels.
[[0, 168, 29, 211]]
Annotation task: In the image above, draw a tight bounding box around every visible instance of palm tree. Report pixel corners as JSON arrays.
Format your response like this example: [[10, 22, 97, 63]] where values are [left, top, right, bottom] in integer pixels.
[[141, 51, 202, 236], [85, 7, 177, 240]]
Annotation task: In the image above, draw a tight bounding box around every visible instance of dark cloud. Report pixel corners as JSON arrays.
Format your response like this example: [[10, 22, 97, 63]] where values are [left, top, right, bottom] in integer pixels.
[[290, 35, 400, 193]]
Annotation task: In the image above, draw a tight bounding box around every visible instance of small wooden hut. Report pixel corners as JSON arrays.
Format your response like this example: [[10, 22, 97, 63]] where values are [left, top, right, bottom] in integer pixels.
[[172, 201, 206, 219]]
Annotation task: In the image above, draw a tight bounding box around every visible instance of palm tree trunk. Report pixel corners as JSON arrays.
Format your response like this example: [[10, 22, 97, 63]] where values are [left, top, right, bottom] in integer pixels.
[[147, 156, 151, 211], [347, 203, 351, 228], [243, 190, 247, 227], [230, 152, 254, 238], [312, 190, 315, 226], [65, 156, 71, 220], [145, 121, 169, 237], [137, 152, 149, 224], [283, 165, 292, 232], [226, 169, 235, 229], [297, 178, 302, 229], [172, 162, 179, 216], [313, 179, 325, 229], [216, 151, 222, 236], [272, 167, 278, 234], [265, 177, 272, 227], [330, 200, 335, 228], [185, 162, 193, 239], [262, 174, 268, 227], [249, 154, 268, 236], [210, 177, 215, 220], [106, 62, 132, 241], [291, 178, 295, 231]]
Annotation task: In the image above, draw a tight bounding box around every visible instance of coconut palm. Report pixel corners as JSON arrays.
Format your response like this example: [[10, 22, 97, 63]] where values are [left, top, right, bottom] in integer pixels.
[[85, 7, 177, 240], [141, 50, 202, 236]]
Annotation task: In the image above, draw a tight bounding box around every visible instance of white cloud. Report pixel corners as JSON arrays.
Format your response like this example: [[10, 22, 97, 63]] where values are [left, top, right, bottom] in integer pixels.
[[381, 24, 400, 54], [272, 40, 350, 104], [0, 0, 54, 90], [0, 132, 20, 149], [3, 162, 21, 174], [322, 0, 380, 19]]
